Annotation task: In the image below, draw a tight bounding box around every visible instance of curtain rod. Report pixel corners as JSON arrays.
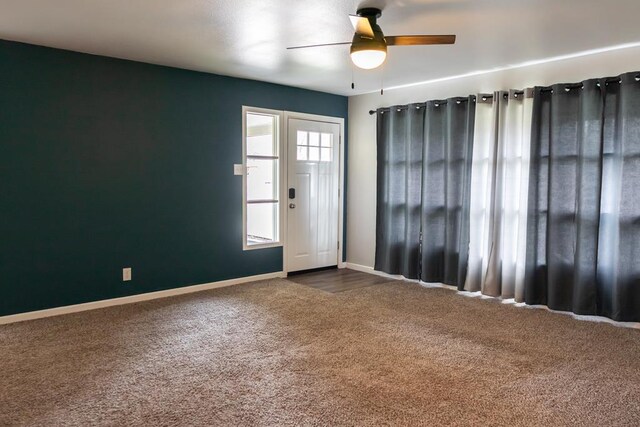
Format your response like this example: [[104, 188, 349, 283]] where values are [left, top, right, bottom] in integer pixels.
[[370, 98, 471, 115], [368, 90, 528, 115], [537, 76, 625, 94], [368, 73, 640, 115]]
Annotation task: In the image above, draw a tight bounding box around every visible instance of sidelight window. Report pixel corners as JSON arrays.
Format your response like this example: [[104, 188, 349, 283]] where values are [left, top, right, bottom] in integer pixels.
[[243, 107, 283, 249]]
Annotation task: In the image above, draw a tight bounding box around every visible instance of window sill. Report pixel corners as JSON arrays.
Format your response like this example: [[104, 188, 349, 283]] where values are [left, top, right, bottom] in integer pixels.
[[243, 242, 283, 251]]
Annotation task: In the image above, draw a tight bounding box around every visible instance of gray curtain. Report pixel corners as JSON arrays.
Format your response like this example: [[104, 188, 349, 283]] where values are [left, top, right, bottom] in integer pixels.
[[420, 97, 475, 288], [375, 97, 475, 285], [375, 104, 424, 279], [525, 72, 640, 322]]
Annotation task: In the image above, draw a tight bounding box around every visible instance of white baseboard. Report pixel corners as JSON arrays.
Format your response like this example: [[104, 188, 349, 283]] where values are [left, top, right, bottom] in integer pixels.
[[343, 262, 373, 273], [0, 271, 286, 325], [345, 262, 454, 288], [6, 265, 637, 330], [344, 262, 411, 281], [345, 263, 639, 329]]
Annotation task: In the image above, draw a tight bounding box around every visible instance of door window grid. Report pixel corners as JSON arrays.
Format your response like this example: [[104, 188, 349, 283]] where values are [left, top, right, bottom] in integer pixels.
[[297, 131, 332, 162]]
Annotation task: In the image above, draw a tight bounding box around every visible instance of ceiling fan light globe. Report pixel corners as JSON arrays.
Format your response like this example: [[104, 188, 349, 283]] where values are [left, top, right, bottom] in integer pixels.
[[350, 49, 387, 70]]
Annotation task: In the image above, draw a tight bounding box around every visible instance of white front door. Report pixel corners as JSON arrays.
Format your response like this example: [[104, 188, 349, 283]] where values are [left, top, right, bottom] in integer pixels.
[[287, 118, 340, 272]]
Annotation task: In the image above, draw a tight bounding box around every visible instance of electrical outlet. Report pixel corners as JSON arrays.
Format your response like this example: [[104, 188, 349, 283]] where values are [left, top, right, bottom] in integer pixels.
[[122, 267, 132, 281]]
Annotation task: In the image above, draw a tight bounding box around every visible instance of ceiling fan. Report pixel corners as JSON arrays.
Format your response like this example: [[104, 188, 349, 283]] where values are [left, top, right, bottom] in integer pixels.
[[287, 8, 456, 70]]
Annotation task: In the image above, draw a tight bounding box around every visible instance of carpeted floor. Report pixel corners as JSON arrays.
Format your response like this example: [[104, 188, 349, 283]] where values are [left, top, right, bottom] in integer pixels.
[[2, 274, 640, 426]]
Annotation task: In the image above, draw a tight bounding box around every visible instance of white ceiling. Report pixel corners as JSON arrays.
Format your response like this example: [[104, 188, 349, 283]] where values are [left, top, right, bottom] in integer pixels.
[[2, 0, 640, 96]]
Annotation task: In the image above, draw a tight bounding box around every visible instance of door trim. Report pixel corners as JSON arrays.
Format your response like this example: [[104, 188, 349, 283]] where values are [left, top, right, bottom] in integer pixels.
[[283, 112, 346, 274]]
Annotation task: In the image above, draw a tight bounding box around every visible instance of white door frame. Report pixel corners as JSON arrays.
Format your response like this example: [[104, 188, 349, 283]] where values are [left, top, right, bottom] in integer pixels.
[[283, 111, 345, 274]]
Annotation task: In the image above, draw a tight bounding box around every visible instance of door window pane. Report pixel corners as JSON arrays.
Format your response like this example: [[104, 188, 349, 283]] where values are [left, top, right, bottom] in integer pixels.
[[297, 131, 308, 161], [297, 146, 308, 161], [309, 132, 320, 147], [297, 131, 308, 146], [309, 146, 320, 161], [321, 147, 331, 162]]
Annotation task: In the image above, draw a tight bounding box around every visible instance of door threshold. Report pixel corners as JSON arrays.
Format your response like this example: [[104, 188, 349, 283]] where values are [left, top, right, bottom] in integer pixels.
[[287, 265, 338, 276]]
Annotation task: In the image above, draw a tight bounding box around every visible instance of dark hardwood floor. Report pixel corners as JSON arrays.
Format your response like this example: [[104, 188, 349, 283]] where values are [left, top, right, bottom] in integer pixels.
[[288, 268, 392, 293]]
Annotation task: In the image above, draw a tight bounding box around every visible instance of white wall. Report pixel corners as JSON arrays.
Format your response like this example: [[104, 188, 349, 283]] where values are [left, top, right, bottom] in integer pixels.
[[347, 45, 640, 268]]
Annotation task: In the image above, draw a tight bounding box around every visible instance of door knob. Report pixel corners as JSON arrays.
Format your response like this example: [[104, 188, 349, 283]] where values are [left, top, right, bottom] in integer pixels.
[[289, 203, 296, 209]]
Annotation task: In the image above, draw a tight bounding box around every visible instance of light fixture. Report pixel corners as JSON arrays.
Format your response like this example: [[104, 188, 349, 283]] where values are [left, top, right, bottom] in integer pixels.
[[286, 7, 457, 73], [350, 46, 387, 70], [349, 9, 387, 70]]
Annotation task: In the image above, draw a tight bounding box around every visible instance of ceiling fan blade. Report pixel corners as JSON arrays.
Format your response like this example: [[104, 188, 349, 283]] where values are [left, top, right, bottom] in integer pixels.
[[349, 15, 374, 38], [385, 35, 456, 46], [286, 42, 351, 50]]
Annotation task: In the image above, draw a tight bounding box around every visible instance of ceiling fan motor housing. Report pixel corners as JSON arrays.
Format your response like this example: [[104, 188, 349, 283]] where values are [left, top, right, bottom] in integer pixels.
[[350, 8, 387, 56]]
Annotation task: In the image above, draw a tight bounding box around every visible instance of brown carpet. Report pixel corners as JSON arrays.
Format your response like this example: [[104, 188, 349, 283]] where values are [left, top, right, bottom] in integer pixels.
[[1, 275, 640, 426]]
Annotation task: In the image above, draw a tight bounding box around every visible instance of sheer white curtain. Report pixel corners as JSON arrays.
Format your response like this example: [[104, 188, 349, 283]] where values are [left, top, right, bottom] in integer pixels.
[[465, 90, 533, 299]]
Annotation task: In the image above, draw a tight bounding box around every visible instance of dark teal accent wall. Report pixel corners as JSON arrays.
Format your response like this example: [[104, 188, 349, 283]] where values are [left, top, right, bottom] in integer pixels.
[[0, 40, 348, 316]]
